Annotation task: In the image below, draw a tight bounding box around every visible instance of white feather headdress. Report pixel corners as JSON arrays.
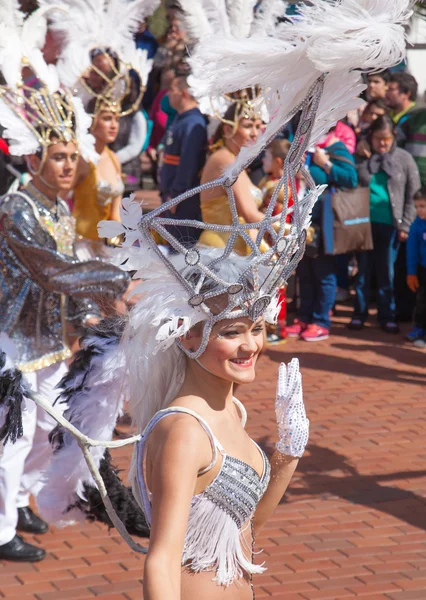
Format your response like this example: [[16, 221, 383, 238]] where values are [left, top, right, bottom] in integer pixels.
[[39, 0, 158, 116], [0, 1, 97, 162], [181, 0, 277, 127], [189, 0, 411, 182]]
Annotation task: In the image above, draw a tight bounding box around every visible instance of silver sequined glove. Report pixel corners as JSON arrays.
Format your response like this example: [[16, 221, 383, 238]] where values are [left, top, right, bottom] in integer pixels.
[[275, 359, 309, 458]]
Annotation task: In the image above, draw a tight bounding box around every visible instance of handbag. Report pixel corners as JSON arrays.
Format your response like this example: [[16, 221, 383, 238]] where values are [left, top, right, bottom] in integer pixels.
[[322, 155, 373, 255]]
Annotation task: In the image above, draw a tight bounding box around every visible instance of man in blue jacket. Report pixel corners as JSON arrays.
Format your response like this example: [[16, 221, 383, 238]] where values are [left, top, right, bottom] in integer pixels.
[[159, 74, 208, 247]]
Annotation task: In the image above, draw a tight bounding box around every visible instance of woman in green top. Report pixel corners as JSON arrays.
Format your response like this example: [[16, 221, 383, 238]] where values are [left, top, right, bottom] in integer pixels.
[[349, 115, 420, 332]]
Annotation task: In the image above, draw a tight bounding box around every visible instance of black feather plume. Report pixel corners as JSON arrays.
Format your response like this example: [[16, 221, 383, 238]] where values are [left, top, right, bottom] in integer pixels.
[[0, 351, 28, 445]]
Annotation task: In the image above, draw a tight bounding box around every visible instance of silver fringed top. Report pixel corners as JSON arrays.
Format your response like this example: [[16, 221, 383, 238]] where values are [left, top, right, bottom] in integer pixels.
[[0, 183, 129, 372], [135, 401, 271, 587]]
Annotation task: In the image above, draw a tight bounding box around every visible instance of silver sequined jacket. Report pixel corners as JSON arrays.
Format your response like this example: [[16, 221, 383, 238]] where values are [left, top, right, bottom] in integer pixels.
[[0, 183, 129, 372]]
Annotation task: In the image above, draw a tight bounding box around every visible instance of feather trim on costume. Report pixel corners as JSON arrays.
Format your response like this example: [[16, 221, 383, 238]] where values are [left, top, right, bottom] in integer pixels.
[[71, 96, 99, 164], [67, 450, 149, 537], [251, 0, 286, 36], [0, 334, 28, 445], [182, 495, 265, 587], [37, 318, 127, 526], [0, 100, 41, 156]]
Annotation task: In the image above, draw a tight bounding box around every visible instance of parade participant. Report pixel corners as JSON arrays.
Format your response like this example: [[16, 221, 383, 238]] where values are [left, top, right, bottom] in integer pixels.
[[180, 1, 271, 255], [1, 0, 410, 596], [199, 97, 267, 255], [41, 0, 156, 245], [0, 5, 130, 562]]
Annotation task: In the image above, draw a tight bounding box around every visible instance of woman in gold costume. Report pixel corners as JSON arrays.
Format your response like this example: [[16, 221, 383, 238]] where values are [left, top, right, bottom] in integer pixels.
[[73, 102, 124, 242], [199, 102, 267, 256]]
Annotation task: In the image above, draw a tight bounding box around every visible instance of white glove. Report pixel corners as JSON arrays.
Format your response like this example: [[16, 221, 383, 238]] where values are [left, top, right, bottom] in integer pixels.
[[275, 359, 309, 458]]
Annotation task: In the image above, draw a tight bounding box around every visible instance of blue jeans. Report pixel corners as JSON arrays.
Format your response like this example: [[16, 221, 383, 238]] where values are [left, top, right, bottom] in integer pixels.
[[354, 222, 400, 324], [297, 254, 337, 330]]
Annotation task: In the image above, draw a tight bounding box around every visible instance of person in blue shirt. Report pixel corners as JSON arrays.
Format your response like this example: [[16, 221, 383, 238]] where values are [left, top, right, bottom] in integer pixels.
[[287, 134, 358, 342], [135, 22, 158, 59], [159, 74, 208, 247], [406, 188, 426, 344]]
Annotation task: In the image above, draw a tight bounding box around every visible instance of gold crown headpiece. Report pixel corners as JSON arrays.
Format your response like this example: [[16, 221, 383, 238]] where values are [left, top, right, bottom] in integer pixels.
[[79, 48, 145, 118], [0, 82, 77, 150], [0, 62, 96, 169]]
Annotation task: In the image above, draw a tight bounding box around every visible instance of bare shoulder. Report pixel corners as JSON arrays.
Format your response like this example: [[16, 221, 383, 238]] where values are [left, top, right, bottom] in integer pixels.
[[211, 147, 235, 166], [147, 407, 213, 470]]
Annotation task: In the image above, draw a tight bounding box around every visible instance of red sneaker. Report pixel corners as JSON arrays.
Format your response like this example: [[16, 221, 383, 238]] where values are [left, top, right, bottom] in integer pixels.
[[300, 324, 329, 342], [286, 319, 307, 338]]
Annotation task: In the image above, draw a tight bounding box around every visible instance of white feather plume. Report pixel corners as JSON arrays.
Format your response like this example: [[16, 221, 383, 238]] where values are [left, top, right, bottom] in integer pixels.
[[251, 0, 286, 36], [226, 0, 257, 39], [178, 0, 214, 41], [190, 0, 410, 181], [37, 332, 126, 526], [0, 0, 23, 29], [40, 0, 158, 92]]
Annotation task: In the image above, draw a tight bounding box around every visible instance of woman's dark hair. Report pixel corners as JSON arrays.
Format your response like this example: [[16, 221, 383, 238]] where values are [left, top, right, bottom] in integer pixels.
[[414, 187, 426, 202], [368, 114, 396, 138], [89, 48, 120, 72], [210, 103, 240, 147], [366, 98, 389, 113]]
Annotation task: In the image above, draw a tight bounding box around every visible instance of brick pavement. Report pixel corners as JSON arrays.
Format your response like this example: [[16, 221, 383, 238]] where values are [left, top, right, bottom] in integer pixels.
[[1, 306, 425, 600]]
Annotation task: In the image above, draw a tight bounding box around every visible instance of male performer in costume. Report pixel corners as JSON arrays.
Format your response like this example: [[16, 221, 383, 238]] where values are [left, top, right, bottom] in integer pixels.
[[0, 12, 129, 561]]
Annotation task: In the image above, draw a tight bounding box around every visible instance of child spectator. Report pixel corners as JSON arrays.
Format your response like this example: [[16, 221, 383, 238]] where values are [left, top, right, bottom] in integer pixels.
[[260, 138, 292, 216], [260, 138, 293, 343], [366, 70, 390, 101], [355, 99, 389, 159], [406, 188, 426, 345]]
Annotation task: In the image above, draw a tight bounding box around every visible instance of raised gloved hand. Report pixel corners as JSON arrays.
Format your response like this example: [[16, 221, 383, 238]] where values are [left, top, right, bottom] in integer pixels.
[[275, 359, 309, 458]]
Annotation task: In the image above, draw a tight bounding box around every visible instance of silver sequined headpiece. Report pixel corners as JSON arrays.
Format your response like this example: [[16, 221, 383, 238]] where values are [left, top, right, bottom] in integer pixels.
[[100, 77, 326, 359]]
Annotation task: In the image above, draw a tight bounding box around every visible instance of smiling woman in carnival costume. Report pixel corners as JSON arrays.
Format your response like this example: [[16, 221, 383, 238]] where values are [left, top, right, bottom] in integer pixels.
[[0, 0, 411, 597]]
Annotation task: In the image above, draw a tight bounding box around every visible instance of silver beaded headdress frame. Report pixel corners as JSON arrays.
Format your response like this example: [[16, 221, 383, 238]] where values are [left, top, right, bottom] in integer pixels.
[[100, 75, 326, 359]]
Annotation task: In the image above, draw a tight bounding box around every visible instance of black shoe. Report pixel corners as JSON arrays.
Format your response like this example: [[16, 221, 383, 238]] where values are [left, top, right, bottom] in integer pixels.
[[17, 507, 49, 534], [381, 321, 400, 334], [348, 318, 364, 331], [0, 534, 46, 562]]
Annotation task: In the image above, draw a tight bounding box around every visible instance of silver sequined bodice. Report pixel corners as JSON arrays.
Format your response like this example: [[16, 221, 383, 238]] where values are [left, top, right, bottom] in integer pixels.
[[135, 403, 271, 586], [202, 451, 270, 529], [0, 183, 129, 372]]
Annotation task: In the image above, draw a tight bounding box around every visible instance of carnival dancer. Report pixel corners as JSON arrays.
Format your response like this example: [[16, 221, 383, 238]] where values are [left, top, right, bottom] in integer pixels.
[[180, 2, 270, 255], [0, 0, 410, 596], [40, 0, 155, 247], [0, 4, 130, 562]]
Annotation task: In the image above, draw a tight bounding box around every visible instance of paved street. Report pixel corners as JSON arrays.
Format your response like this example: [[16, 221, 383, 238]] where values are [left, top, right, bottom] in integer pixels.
[[1, 307, 425, 600]]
